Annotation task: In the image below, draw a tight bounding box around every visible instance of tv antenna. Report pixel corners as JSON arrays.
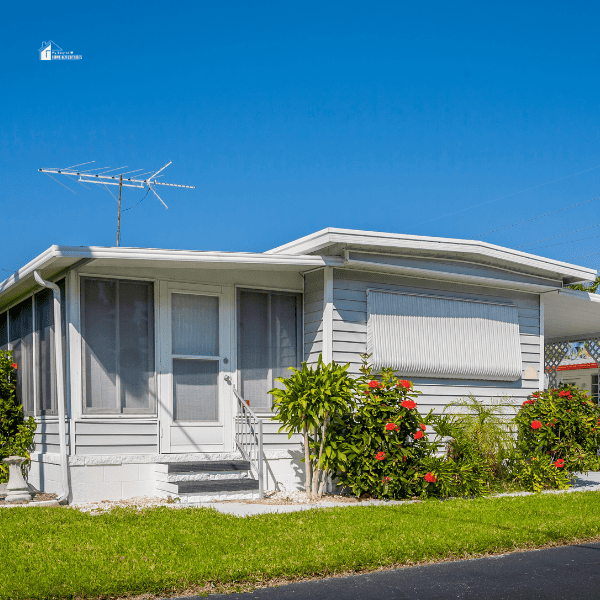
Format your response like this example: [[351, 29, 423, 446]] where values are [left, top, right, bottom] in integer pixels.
[[39, 160, 194, 246]]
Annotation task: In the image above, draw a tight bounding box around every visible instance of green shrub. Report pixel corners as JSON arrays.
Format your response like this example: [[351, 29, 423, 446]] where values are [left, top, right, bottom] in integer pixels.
[[418, 454, 488, 498], [0, 349, 37, 483], [508, 454, 572, 493], [514, 384, 600, 474]]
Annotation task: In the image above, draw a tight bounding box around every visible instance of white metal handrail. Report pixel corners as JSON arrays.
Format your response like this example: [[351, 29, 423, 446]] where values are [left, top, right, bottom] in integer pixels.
[[233, 386, 264, 498]]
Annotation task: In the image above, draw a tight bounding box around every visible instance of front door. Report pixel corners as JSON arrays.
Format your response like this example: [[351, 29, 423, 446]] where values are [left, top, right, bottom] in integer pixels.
[[159, 283, 232, 453]]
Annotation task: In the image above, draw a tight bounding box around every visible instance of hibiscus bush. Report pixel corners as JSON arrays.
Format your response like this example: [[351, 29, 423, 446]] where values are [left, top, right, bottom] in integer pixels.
[[325, 360, 488, 499], [325, 362, 432, 499], [514, 384, 600, 475], [0, 350, 37, 483]]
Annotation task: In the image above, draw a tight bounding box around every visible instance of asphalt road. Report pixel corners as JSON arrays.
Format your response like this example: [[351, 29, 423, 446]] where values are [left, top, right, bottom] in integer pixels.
[[188, 541, 600, 600]]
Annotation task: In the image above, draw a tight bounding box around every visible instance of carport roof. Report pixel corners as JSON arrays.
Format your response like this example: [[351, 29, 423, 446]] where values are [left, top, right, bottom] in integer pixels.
[[543, 288, 600, 343]]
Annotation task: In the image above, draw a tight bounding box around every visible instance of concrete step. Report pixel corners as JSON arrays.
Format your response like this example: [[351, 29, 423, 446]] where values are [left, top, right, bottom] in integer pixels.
[[155, 460, 259, 502], [156, 477, 260, 502]]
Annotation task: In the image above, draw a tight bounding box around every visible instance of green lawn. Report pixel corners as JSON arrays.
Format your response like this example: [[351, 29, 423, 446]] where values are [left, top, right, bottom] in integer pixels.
[[3, 492, 600, 600]]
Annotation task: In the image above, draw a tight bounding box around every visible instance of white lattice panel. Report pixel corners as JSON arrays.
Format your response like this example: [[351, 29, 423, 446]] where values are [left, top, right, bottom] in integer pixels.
[[585, 338, 600, 365], [544, 341, 571, 388]]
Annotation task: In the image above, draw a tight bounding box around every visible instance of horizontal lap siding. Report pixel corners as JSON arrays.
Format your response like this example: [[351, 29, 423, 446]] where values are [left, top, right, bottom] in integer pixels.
[[332, 268, 541, 411], [304, 270, 324, 364], [262, 419, 303, 450], [34, 421, 71, 454], [74, 421, 158, 455]]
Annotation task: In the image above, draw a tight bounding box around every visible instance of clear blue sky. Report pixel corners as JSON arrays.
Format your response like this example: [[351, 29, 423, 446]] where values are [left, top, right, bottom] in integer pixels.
[[2, 1, 600, 275]]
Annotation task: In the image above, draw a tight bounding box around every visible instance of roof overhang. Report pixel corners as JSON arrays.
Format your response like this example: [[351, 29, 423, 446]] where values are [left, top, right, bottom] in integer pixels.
[[0, 245, 341, 311], [268, 228, 597, 286], [543, 288, 600, 343]]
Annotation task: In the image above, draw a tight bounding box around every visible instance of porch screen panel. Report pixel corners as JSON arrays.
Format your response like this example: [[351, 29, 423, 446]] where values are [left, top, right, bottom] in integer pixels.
[[238, 290, 300, 410], [173, 359, 218, 421], [271, 293, 299, 387], [35, 280, 67, 416], [81, 278, 155, 413], [0, 312, 7, 350], [119, 282, 155, 412], [367, 291, 522, 381], [9, 299, 34, 415], [239, 291, 270, 409]]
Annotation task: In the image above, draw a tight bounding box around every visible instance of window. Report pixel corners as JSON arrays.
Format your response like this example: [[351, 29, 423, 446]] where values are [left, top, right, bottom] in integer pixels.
[[367, 290, 523, 381], [238, 289, 301, 410], [81, 277, 155, 414], [593, 374, 599, 404]]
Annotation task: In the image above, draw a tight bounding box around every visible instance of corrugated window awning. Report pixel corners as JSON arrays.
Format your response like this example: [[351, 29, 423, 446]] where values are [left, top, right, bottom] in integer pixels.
[[367, 290, 523, 381]]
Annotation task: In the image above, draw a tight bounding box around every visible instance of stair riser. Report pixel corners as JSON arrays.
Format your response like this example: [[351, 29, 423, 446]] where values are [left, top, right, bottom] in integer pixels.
[[156, 472, 251, 483], [157, 490, 261, 503]]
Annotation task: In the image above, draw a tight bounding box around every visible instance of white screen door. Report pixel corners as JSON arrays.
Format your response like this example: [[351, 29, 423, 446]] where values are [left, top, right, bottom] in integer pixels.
[[160, 285, 232, 453]]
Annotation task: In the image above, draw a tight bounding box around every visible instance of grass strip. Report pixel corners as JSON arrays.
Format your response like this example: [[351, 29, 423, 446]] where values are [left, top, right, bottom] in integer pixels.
[[2, 491, 600, 600]]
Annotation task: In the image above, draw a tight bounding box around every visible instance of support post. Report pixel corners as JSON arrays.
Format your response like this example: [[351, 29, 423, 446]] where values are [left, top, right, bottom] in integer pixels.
[[322, 267, 334, 364], [539, 294, 545, 391], [258, 420, 264, 499]]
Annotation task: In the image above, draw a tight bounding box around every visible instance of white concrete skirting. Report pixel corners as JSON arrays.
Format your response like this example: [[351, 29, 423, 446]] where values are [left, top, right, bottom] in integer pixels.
[[27, 451, 305, 503]]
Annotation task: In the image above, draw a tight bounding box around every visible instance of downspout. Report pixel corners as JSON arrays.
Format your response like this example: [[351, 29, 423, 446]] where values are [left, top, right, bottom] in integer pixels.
[[33, 271, 70, 503]]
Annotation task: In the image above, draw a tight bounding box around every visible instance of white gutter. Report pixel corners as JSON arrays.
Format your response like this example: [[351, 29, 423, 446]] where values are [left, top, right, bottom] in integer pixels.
[[33, 271, 70, 504], [343, 257, 560, 294]]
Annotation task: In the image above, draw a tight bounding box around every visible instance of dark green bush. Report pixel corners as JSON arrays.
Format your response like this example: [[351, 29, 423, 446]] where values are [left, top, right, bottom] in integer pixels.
[[0, 349, 36, 483]]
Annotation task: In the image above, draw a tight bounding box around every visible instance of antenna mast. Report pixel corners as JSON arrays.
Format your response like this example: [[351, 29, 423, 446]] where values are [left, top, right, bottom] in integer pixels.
[[39, 161, 194, 246]]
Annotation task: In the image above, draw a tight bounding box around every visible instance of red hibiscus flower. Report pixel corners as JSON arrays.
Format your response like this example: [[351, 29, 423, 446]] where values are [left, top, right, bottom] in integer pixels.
[[424, 472, 437, 483], [531, 420, 542, 430], [368, 380, 380, 388], [532, 392, 540, 398], [375, 451, 386, 461], [401, 400, 417, 409], [399, 380, 411, 389], [555, 459, 565, 468], [382, 476, 391, 483], [419, 423, 426, 430], [385, 423, 398, 432], [559, 390, 572, 399], [11, 363, 17, 369], [413, 431, 424, 440], [597, 419, 600, 426]]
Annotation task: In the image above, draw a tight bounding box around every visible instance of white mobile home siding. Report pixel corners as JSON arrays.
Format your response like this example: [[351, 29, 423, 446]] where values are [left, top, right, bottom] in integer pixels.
[[304, 270, 324, 363], [307, 267, 540, 413]]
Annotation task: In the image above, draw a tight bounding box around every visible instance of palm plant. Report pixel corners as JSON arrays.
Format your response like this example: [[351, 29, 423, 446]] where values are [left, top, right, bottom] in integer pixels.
[[435, 395, 516, 482]]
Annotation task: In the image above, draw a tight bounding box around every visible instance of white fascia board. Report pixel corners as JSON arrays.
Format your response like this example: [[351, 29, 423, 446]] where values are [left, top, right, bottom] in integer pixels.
[[0, 246, 62, 294], [554, 288, 600, 303], [343, 258, 559, 294], [267, 227, 597, 283], [0, 245, 340, 298], [50, 246, 339, 268]]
